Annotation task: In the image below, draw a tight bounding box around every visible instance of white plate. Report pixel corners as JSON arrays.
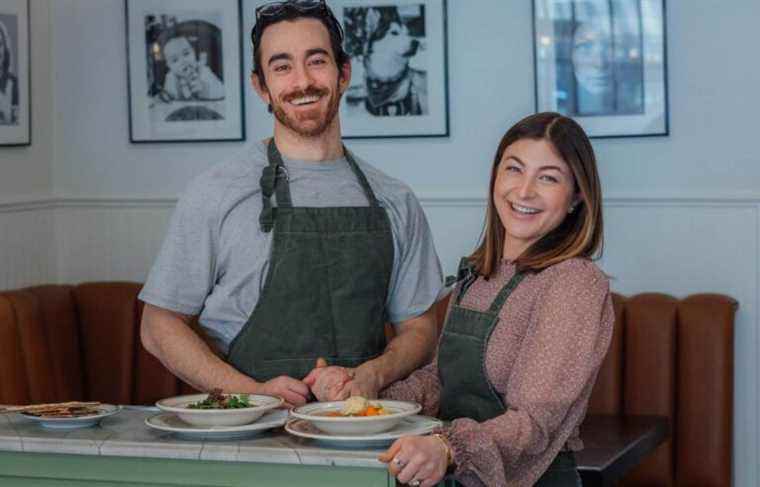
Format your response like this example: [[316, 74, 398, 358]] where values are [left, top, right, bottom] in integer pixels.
[[285, 415, 442, 447], [156, 393, 283, 427], [290, 400, 421, 435], [145, 409, 289, 440], [20, 404, 122, 429]]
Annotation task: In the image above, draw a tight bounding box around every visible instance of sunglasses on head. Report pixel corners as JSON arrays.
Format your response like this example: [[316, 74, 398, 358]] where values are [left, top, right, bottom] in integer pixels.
[[255, 0, 328, 20], [253, 0, 344, 46]]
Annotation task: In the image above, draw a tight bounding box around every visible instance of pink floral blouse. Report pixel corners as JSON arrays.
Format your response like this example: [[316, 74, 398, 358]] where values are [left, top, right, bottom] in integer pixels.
[[382, 257, 614, 487]]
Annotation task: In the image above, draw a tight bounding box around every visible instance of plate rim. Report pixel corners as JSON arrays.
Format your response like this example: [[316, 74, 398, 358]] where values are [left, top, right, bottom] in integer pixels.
[[155, 393, 283, 415], [284, 415, 442, 442], [290, 399, 421, 423], [20, 404, 122, 423], [145, 409, 289, 435]]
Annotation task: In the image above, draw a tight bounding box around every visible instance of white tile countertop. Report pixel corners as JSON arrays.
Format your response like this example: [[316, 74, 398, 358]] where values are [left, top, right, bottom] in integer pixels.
[[0, 408, 389, 469]]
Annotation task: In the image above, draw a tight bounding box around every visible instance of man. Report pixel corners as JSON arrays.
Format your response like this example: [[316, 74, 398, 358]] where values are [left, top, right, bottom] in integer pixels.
[[139, 0, 444, 407]]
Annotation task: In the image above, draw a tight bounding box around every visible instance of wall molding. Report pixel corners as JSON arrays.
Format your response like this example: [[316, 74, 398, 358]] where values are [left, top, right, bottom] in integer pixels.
[[0, 197, 57, 213], [3, 192, 760, 212]]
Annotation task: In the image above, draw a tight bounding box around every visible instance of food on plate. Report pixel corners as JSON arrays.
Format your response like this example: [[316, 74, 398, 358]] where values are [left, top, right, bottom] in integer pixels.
[[186, 388, 255, 409], [322, 396, 389, 417], [7, 401, 103, 418]]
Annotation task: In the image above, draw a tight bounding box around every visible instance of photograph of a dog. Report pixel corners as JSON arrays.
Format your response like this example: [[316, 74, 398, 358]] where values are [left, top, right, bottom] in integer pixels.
[[343, 4, 428, 117]]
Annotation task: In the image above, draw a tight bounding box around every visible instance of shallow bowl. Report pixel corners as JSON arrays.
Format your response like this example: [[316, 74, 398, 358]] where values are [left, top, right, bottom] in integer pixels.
[[290, 400, 421, 436], [156, 393, 282, 427]]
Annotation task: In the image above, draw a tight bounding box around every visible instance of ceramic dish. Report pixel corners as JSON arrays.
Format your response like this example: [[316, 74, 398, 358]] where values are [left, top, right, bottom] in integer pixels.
[[285, 415, 442, 447], [20, 404, 122, 429], [290, 400, 421, 435], [145, 409, 288, 440], [156, 393, 283, 427]]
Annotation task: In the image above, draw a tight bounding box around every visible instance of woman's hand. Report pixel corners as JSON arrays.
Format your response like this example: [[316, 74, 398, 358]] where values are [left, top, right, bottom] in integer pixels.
[[379, 435, 449, 487]]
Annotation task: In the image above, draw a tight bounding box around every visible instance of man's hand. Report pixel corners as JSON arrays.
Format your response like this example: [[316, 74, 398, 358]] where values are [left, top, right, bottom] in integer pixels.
[[303, 358, 353, 401], [302, 305, 439, 402], [337, 362, 383, 399], [254, 375, 311, 408]]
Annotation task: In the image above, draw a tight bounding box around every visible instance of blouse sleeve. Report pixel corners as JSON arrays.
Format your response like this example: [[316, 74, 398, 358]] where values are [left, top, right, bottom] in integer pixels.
[[380, 359, 442, 417], [379, 288, 456, 416], [444, 260, 614, 486]]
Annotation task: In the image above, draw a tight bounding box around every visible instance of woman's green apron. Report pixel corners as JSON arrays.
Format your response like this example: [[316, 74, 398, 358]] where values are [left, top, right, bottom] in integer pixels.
[[438, 259, 581, 486]]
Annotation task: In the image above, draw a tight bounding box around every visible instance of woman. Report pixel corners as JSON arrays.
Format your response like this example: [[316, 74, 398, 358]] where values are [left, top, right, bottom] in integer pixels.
[[377, 112, 614, 486]]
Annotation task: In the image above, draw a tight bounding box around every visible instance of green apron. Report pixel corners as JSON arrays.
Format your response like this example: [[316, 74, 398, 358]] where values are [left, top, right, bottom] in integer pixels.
[[438, 259, 581, 487], [227, 140, 394, 382]]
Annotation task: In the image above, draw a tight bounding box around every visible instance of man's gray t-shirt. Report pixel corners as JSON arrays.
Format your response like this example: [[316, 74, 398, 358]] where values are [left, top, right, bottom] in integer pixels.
[[139, 141, 444, 354]]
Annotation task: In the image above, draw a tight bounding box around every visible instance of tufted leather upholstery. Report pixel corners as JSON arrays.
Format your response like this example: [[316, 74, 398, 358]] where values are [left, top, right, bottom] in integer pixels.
[[585, 293, 736, 487], [0, 282, 192, 406], [0, 283, 735, 486]]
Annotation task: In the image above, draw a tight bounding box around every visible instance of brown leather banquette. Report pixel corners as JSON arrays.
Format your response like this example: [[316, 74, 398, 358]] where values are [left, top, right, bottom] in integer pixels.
[[0, 282, 735, 486]]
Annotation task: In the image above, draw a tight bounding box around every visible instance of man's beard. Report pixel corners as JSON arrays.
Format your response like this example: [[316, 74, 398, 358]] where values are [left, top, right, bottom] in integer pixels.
[[270, 83, 341, 138]]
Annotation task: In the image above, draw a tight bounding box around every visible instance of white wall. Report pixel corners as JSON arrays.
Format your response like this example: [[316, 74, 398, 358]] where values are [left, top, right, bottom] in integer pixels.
[[2, 0, 759, 484], [0, 0, 55, 289]]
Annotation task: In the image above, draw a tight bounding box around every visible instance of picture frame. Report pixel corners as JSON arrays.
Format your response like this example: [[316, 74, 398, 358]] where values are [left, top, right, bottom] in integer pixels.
[[333, 0, 450, 139], [0, 0, 30, 147], [125, 0, 245, 143], [533, 0, 668, 138]]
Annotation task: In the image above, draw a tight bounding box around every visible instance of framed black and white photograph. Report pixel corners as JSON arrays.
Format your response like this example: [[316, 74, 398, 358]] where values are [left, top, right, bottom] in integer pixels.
[[126, 0, 245, 143], [0, 0, 30, 146], [333, 0, 449, 138], [533, 0, 668, 138]]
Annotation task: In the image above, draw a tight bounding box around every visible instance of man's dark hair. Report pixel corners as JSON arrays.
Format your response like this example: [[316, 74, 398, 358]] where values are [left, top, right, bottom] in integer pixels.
[[251, 1, 349, 88]]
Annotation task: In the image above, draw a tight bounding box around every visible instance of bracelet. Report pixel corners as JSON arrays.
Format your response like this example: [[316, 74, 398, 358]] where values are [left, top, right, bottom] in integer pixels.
[[432, 433, 453, 467]]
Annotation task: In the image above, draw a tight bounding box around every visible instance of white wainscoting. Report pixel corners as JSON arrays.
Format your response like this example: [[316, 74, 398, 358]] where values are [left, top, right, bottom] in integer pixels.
[[0, 200, 56, 290], [0, 195, 757, 486], [53, 199, 174, 284]]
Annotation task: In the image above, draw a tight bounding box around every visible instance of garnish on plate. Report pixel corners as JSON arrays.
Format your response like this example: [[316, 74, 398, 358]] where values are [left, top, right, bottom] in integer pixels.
[[186, 388, 255, 409]]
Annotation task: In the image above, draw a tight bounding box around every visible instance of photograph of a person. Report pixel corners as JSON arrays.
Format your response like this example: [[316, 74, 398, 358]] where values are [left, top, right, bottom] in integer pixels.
[[0, 0, 29, 146], [343, 4, 428, 117], [555, 0, 644, 116], [126, 0, 244, 143], [0, 15, 19, 126], [144, 13, 226, 123], [534, 0, 667, 137]]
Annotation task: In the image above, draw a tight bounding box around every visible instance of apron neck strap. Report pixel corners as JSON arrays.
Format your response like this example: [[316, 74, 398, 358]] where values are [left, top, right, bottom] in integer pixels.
[[259, 140, 293, 232], [266, 140, 380, 207], [451, 257, 477, 305], [486, 272, 526, 314], [342, 146, 380, 207]]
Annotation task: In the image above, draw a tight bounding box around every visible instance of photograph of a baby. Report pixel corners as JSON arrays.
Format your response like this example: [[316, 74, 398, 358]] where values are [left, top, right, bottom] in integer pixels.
[[0, 15, 19, 126], [343, 4, 428, 117], [144, 13, 226, 122]]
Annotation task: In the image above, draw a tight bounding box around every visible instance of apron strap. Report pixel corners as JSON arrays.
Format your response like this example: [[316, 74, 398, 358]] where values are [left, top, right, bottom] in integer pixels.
[[260, 141, 379, 232], [448, 257, 477, 305], [487, 272, 526, 314], [259, 140, 293, 232], [343, 146, 380, 207]]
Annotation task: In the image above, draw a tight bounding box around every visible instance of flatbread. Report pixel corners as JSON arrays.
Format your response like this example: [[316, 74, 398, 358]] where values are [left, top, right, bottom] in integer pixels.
[[0, 401, 102, 417]]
